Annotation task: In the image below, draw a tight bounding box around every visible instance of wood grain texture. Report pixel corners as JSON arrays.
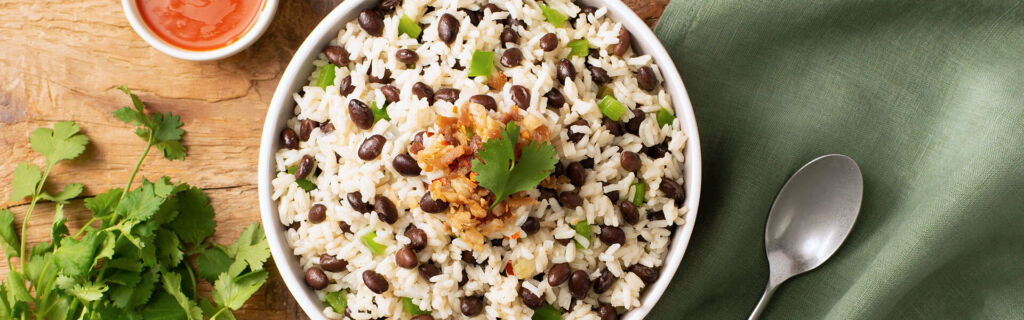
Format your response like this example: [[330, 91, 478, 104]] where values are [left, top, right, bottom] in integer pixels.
[[0, 0, 666, 318]]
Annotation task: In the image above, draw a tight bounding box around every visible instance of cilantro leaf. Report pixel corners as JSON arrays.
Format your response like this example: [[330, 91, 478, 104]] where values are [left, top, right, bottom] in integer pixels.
[[166, 186, 216, 245], [53, 232, 100, 278], [10, 162, 42, 201], [196, 246, 233, 283], [161, 271, 204, 319], [139, 289, 188, 320], [0, 209, 19, 258], [116, 186, 163, 222], [29, 121, 90, 166], [57, 279, 107, 302], [105, 270, 142, 308], [114, 87, 187, 161], [212, 270, 268, 310], [6, 271, 32, 302], [225, 224, 270, 276], [156, 229, 184, 268], [85, 188, 123, 222], [471, 122, 559, 209], [200, 298, 237, 320], [51, 203, 69, 244], [39, 183, 84, 204]]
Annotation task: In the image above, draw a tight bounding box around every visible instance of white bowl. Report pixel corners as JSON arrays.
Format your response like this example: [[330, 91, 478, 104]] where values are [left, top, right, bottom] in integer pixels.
[[258, 0, 702, 318], [121, 0, 279, 61]]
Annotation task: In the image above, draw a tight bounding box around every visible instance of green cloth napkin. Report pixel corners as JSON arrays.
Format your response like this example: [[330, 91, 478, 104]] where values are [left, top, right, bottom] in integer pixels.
[[651, 0, 1024, 319]]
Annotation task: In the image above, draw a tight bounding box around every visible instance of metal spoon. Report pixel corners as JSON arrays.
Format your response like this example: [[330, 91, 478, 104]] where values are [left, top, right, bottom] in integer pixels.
[[748, 154, 863, 320]]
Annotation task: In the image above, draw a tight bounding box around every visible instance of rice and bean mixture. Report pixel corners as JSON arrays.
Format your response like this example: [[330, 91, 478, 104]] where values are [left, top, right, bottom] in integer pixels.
[[272, 0, 688, 319]]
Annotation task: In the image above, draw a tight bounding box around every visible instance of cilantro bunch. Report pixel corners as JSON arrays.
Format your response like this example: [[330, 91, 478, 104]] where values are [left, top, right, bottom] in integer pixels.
[[0, 87, 270, 320], [471, 122, 559, 209]]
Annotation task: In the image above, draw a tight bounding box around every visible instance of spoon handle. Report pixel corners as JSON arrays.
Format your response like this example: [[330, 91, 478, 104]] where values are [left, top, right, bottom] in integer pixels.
[[747, 282, 778, 320]]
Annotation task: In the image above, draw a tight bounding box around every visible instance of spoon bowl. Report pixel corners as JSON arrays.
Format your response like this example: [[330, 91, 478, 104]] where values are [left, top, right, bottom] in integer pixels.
[[749, 154, 863, 319]]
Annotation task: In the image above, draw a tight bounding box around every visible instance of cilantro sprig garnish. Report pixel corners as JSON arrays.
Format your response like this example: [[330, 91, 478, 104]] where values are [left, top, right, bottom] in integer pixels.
[[471, 122, 559, 210], [0, 87, 270, 319]]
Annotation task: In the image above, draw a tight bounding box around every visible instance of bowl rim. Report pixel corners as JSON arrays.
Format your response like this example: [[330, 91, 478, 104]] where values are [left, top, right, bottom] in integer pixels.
[[257, 0, 702, 318], [120, 0, 280, 61]]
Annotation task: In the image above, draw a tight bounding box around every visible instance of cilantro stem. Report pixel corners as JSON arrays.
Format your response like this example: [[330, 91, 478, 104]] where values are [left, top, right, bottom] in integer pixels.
[[71, 217, 98, 239], [19, 163, 52, 271], [210, 307, 229, 319], [122, 133, 154, 201]]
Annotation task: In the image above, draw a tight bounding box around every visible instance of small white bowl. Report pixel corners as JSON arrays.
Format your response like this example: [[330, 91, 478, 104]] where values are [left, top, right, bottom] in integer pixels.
[[258, 0, 703, 318], [121, 0, 279, 61]]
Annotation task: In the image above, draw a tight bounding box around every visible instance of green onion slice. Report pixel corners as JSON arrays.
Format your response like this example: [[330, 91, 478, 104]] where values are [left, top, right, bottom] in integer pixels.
[[598, 96, 626, 121], [632, 180, 646, 207], [567, 39, 589, 57], [572, 220, 591, 249], [540, 4, 567, 27], [317, 64, 336, 89], [370, 101, 390, 123], [360, 231, 387, 256], [468, 51, 495, 77], [598, 86, 615, 99], [398, 15, 422, 39], [532, 303, 563, 320], [402, 297, 431, 316], [325, 291, 348, 314], [656, 108, 675, 127]]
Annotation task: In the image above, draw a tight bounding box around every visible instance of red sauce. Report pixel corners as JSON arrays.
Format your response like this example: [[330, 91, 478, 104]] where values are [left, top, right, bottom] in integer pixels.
[[137, 0, 265, 51]]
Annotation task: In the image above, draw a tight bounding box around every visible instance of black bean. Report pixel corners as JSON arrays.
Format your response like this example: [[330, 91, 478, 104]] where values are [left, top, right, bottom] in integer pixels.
[[519, 286, 543, 310], [396, 49, 419, 64], [458, 269, 469, 287], [648, 210, 666, 221], [556, 237, 572, 246], [405, 227, 428, 251], [604, 119, 623, 136], [321, 122, 335, 134], [660, 179, 685, 203], [381, 0, 400, 9], [281, 128, 299, 149], [412, 315, 434, 320], [459, 8, 482, 26], [568, 119, 588, 143], [320, 254, 348, 272], [605, 191, 620, 204], [540, 33, 558, 51], [395, 246, 418, 269], [510, 18, 529, 30], [288, 221, 300, 230], [620, 201, 639, 224], [381, 85, 400, 104], [593, 268, 616, 294], [569, 270, 590, 299], [419, 193, 449, 213], [358, 9, 384, 36], [460, 297, 484, 316], [547, 263, 571, 286], [545, 89, 566, 109], [374, 196, 398, 224], [347, 191, 373, 213], [637, 66, 659, 91], [392, 153, 422, 176], [484, 3, 502, 13], [625, 108, 645, 135], [308, 204, 327, 224], [558, 191, 583, 208], [500, 26, 519, 45], [500, 48, 523, 68], [367, 68, 393, 84], [324, 46, 350, 66], [588, 47, 600, 60], [305, 267, 329, 289], [434, 88, 460, 103], [510, 85, 530, 109], [491, 238, 503, 247], [566, 162, 586, 187], [539, 188, 557, 200], [412, 82, 435, 103], [469, 94, 498, 111], [620, 151, 641, 172], [613, 28, 631, 57], [557, 59, 576, 82], [348, 99, 374, 130], [338, 221, 352, 233], [590, 66, 611, 84], [628, 264, 660, 284], [358, 134, 386, 160], [521, 216, 540, 234], [362, 270, 389, 293], [418, 262, 441, 281], [599, 225, 625, 246], [580, 157, 595, 169], [438, 13, 460, 44], [299, 119, 319, 141], [646, 141, 669, 159], [295, 155, 315, 180], [339, 75, 355, 95], [580, 5, 598, 15], [461, 250, 477, 265], [598, 303, 618, 320]]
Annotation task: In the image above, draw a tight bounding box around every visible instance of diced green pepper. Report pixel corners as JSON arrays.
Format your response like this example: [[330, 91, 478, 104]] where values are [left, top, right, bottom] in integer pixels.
[[532, 303, 563, 320], [572, 220, 591, 249], [325, 291, 348, 314], [468, 51, 495, 77], [656, 108, 675, 127], [632, 180, 646, 207], [317, 64, 336, 89], [539, 4, 566, 27], [598, 96, 626, 121], [402, 297, 431, 316], [360, 231, 387, 256], [567, 39, 589, 57], [370, 101, 390, 123], [398, 15, 422, 39]]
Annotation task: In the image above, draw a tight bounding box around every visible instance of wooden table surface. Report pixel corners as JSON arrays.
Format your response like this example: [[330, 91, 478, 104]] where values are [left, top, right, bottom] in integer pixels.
[[0, 0, 668, 318]]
